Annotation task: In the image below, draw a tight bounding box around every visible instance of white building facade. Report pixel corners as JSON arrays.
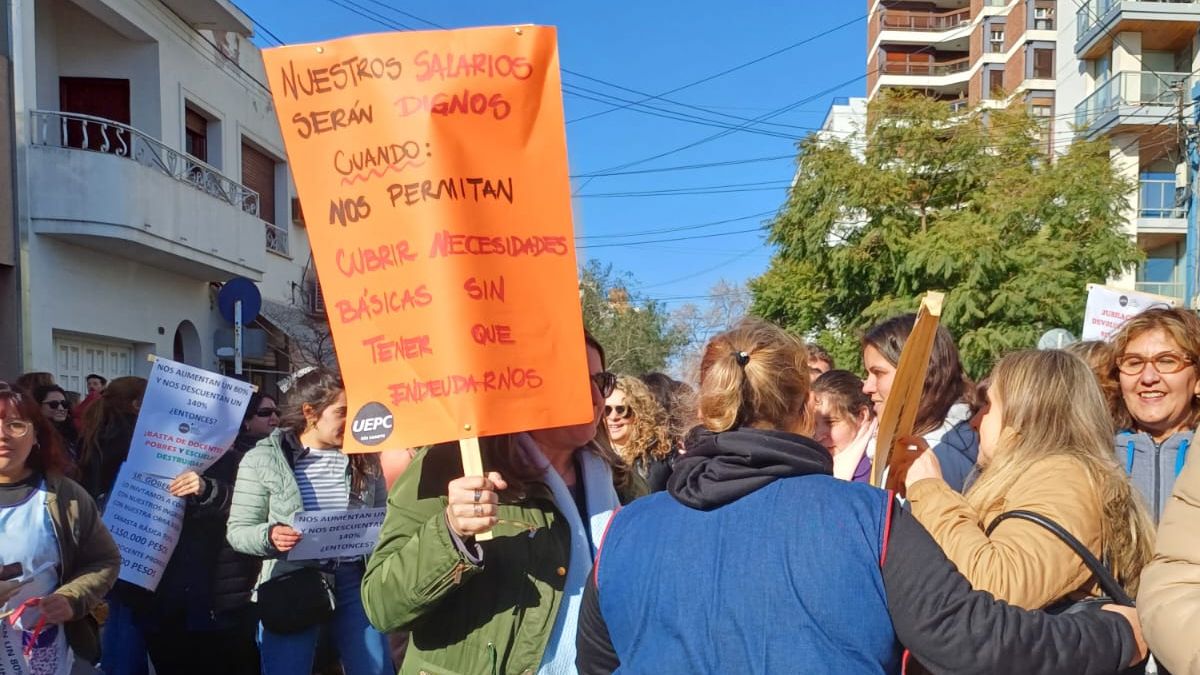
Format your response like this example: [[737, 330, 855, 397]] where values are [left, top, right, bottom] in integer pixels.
[[7, 0, 318, 392], [1054, 1, 1200, 302]]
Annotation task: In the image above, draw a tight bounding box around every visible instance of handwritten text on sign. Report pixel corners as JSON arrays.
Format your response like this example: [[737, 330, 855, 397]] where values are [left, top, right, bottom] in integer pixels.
[[121, 357, 253, 478], [102, 468, 186, 591], [287, 508, 387, 562], [264, 27, 591, 453]]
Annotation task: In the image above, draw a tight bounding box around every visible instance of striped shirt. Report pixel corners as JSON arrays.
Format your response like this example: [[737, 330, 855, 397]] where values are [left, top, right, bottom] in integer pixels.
[[293, 448, 349, 511]]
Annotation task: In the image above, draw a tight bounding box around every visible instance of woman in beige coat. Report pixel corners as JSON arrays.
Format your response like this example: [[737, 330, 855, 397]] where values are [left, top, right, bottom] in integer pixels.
[[1139, 446, 1200, 673], [904, 350, 1154, 610]]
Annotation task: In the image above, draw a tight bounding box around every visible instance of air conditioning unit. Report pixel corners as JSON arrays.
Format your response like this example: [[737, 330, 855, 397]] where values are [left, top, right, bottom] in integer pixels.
[[291, 197, 305, 226]]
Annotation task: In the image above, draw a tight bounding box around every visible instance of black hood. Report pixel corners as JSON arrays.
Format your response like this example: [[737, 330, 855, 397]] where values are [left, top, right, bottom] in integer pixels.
[[667, 427, 833, 510]]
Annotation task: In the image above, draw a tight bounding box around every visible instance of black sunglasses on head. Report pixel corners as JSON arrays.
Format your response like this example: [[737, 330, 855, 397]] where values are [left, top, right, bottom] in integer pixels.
[[591, 371, 617, 398]]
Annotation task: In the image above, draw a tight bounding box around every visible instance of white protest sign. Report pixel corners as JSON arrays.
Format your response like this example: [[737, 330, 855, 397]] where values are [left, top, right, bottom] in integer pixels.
[[287, 508, 386, 562], [1081, 284, 1178, 341], [102, 467, 185, 591], [122, 357, 253, 478], [0, 621, 26, 675]]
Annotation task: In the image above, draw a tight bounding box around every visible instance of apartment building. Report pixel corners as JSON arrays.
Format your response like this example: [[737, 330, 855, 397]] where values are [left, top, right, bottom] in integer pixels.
[[1055, 1, 1200, 303], [867, 0, 1059, 117], [7, 0, 322, 392]]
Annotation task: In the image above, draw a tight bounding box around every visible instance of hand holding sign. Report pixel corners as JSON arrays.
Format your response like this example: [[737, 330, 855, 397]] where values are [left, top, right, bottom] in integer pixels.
[[269, 525, 303, 553], [446, 472, 508, 538], [167, 471, 204, 498]]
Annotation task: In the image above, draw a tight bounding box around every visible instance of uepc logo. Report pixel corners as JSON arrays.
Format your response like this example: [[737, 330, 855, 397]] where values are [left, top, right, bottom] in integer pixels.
[[350, 402, 393, 446]]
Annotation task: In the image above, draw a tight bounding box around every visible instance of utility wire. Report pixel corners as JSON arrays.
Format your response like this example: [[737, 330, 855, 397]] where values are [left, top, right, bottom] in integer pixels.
[[564, 14, 867, 124]]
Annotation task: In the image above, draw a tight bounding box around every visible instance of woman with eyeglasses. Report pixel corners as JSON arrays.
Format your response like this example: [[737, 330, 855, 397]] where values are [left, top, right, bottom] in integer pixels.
[[34, 385, 80, 466], [1104, 307, 1200, 524], [362, 331, 645, 675], [605, 376, 672, 491], [0, 381, 120, 674]]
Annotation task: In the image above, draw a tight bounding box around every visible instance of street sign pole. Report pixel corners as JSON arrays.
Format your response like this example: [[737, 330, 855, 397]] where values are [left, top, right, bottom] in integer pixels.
[[234, 299, 243, 376]]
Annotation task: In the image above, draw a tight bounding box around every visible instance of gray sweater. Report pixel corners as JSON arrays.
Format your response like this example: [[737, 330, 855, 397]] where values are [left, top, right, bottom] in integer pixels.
[[1114, 428, 1192, 523]]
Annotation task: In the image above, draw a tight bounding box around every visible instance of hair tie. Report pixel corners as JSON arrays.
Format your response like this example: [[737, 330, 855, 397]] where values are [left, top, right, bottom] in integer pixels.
[[735, 351, 750, 367]]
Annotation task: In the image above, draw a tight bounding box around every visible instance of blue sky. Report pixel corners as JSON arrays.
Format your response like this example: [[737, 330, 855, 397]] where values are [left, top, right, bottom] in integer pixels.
[[237, 0, 867, 310]]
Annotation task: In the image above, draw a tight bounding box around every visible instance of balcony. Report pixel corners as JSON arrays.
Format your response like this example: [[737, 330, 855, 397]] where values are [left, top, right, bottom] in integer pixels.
[[28, 110, 267, 281], [1138, 176, 1188, 232], [879, 9, 970, 32], [882, 59, 970, 76], [1073, 70, 1191, 139], [1076, 0, 1200, 58], [1136, 280, 1185, 300]]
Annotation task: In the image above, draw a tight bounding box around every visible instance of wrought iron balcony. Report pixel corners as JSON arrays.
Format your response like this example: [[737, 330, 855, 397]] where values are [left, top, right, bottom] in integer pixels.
[[30, 110, 259, 218], [265, 221, 289, 257]]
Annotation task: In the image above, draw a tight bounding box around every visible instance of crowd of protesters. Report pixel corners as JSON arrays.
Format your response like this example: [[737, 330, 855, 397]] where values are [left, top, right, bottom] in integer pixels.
[[6, 307, 1200, 673]]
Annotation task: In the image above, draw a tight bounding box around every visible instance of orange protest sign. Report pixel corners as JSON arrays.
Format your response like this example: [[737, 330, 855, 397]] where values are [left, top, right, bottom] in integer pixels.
[[263, 26, 591, 453]]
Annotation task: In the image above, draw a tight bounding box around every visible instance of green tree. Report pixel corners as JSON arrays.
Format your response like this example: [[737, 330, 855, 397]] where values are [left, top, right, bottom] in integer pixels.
[[751, 92, 1140, 377], [581, 260, 688, 375]]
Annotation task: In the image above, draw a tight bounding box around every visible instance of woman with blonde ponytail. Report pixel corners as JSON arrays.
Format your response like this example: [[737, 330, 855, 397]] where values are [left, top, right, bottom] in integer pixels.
[[906, 349, 1155, 610], [577, 319, 1147, 674]]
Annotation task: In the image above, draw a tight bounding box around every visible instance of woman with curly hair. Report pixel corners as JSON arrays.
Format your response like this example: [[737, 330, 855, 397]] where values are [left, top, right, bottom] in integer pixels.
[[605, 376, 672, 491]]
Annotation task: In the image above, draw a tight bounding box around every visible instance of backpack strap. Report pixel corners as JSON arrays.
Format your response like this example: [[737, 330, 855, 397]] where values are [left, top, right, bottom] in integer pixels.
[[1176, 438, 1190, 477], [985, 510, 1134, 606], [1124, 439, 1135, 474]]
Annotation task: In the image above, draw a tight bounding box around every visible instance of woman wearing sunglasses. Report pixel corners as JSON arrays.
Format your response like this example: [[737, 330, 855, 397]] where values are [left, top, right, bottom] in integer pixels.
[[1107, 307, 1200, 523], [0, 381, 120, 674], [605, 376, 672, 491], [34, 385, 79, 465], [362, 331, 644, 675]]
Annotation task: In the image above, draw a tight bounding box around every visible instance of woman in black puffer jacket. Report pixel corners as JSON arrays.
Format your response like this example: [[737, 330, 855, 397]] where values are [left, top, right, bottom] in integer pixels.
[[138, 393, 279, 675]]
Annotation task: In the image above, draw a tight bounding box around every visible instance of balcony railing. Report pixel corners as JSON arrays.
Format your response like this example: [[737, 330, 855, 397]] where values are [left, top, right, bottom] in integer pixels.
[[30, 110, 259, 218], [1074, 70, 1191, 129], [1136, 280, 1185, 299], [881, 58, 970, 76], [265, 221, 289, 256], [1078, 0, 1200, 41], [880, 9, 971, 31], [1140, 178, 1186, 218]]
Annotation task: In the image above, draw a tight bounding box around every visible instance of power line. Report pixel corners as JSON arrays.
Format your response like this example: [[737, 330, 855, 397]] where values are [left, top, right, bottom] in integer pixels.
[[577, 226, 766, 249], [576, 209, 777, 240], [565, 14, 866, 125], [571, 153, 796, 179]]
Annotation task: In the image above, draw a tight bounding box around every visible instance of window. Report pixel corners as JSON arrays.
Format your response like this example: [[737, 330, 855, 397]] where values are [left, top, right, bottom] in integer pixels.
[[1033, 48, 1054, 79], [1031, 104, 1052, 118], [185, 108, 208, 163], [241, 141, 276, 224], [989, 69, 1005, 98], [990, 30, 1005, 53], [1034, 7, 1055, 30], [53, 334, 133, 394]]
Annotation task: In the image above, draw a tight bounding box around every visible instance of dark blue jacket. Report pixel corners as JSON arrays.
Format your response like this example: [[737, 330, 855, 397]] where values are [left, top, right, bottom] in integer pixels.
[[597, 472, 898, 672], [930, 420, 979, 493]]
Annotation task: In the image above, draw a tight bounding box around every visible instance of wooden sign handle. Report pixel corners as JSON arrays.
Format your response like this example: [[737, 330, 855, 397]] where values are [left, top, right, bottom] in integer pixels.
[[459, 437, 493, 542], [872, 291, 945, 496]]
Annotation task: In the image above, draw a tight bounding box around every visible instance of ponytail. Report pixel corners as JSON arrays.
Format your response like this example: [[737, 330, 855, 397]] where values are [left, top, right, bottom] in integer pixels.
[[698, 318, 810, 433]]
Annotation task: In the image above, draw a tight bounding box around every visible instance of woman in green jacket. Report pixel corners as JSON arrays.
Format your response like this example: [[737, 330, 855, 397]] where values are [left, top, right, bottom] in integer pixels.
[[362, 333, 634, 675], [226, 368, 389, 675]]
